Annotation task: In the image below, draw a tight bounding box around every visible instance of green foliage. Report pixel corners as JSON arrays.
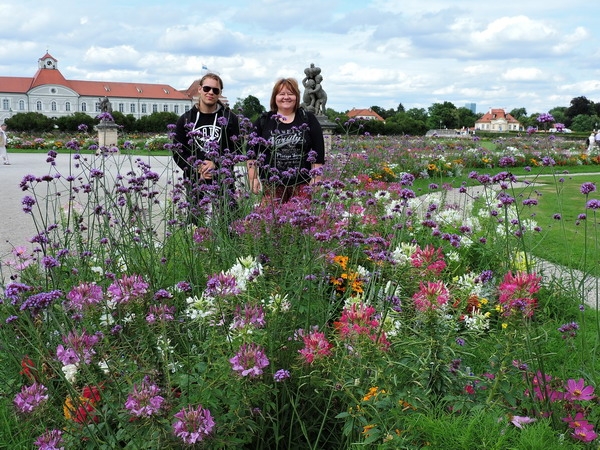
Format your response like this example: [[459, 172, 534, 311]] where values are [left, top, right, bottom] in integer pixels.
[[428, 101, 459, 129], [5, 112, 56, 132], [54, 112, 96, 133], [233, 95, 266, 122], [135, 111, 179, 133]]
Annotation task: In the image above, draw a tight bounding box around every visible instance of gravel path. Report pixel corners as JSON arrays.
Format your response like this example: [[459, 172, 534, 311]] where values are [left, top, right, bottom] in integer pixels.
[[0, 153, 175, 261]]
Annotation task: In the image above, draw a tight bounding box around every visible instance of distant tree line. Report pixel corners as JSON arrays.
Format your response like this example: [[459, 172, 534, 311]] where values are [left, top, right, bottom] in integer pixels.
[[4, 111, 180, 134], [6, 95, 600, 136]]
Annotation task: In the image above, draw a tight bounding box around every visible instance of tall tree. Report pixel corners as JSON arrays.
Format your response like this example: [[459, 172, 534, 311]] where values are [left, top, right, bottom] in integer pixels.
[[370, 106, 393, 120], [405, 108, 428, 123], [549, 106, 568, 127], [565, 96, 593, 121], [233, 95, 265, 122], [427, 102, 458, 129], [509, 108, 527, 121]]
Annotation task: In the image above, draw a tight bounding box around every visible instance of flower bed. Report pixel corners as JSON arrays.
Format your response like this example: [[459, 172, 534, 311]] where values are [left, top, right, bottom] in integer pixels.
[[0, 131, 598, 448]]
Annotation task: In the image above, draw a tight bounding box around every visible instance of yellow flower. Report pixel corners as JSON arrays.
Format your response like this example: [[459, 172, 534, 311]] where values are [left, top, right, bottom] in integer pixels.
[[363, 386, 379, 401], [63, 396, 75, 421], [502, 322, 508, 330], [333, 255, 349, 270], [363, 424, 376, 435]]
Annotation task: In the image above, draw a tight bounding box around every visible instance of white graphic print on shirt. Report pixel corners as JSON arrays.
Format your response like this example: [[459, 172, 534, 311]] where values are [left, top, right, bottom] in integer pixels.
[[193, 124, 222, 152], [269, 128, 303, 172]]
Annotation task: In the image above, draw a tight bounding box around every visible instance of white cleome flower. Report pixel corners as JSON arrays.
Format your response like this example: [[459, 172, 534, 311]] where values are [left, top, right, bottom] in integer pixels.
[[62, 363, 79, 383]]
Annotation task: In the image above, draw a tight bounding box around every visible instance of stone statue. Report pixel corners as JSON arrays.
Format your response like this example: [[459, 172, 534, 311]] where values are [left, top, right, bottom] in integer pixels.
[[300, 63, 327, 116], [99, 96, 112, 114]]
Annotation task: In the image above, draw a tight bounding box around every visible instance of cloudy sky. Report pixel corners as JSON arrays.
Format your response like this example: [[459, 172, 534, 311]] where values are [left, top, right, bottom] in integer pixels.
[[1, 0, 598, 115]]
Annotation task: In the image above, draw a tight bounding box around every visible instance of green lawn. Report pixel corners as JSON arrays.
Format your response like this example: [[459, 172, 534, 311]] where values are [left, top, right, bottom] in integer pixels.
[[520, 173, 600, 276]]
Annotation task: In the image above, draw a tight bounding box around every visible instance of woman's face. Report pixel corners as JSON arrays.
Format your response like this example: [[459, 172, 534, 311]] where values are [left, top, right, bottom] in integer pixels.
[[275, 86, 297, 113]]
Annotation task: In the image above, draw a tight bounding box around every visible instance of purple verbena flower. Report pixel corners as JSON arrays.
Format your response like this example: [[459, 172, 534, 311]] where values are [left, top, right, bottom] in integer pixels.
[[274, 369, 291, 382], [580, 182, 596, 195]]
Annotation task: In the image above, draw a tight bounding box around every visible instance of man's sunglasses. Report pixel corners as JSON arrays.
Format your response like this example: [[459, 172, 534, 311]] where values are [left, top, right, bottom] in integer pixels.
[[201, 86, 221, 95]]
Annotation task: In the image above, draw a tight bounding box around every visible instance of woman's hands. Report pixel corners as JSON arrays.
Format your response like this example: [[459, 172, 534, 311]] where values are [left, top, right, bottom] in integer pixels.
[[246, 160, 262, 194]]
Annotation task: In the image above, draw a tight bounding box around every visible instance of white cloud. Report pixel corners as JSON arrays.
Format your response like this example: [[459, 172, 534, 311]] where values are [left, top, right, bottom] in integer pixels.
[[501, 68, 544, 82], [2, 0, 599, 114], [471, 15, 555, 43]]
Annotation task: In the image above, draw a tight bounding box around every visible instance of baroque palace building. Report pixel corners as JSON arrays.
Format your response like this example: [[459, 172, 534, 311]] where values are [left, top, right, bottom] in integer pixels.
[[0, 52, 197, 124]]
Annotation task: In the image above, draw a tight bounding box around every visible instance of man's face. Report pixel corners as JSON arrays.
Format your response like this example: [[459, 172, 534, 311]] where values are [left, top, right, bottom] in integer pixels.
[[199, 78, 221, 109]]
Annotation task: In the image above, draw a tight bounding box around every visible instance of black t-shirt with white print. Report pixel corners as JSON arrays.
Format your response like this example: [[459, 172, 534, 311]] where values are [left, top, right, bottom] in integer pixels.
[[253, 109, 325, 187]]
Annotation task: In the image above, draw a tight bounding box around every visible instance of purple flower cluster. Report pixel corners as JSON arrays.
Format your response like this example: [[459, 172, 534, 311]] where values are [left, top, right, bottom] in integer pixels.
[[14, 382, 49, 414], [231, 304, 266, 330], [124, 377, 165, 417], [205, 273, 241, 298], [66, 282, 103, 311], [34, 429, 64, 449], [536, 112, 555, 123], [107, 274, 149, 304], [146, 304, 175, 324], [580, 182, 596, 195], [229, 343, 270, 378], [56, 329, 102, 366], [558, 322, 579, 339], [20, 290, 63, 315], [172, 405, 215, 444], [273, 369, 291, 382]]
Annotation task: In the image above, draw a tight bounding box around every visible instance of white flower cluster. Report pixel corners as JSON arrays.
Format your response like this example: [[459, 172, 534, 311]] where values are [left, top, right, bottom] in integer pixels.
[[227, 255, 263, 292], [390, 242, 417, 265], [463, 309, 490, 332], [452, 272, 484, 297], [184, 293, 216, 320], [261, 293, 291, 313]]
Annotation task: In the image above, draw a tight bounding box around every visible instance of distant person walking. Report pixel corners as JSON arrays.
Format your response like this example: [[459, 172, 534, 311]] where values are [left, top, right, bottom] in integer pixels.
[[595, 131, 600, 149], [588, 132, 596, 153], [0, 123, 9, 165]]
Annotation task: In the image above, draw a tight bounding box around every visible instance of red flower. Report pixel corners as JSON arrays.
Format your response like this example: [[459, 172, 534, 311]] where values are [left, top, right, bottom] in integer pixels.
[[20, 355, 38, 382]]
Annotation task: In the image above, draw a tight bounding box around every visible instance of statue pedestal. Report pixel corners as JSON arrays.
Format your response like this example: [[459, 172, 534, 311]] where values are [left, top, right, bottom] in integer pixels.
[[317, 115, 336, 154], [95, 121, 120, 154]]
